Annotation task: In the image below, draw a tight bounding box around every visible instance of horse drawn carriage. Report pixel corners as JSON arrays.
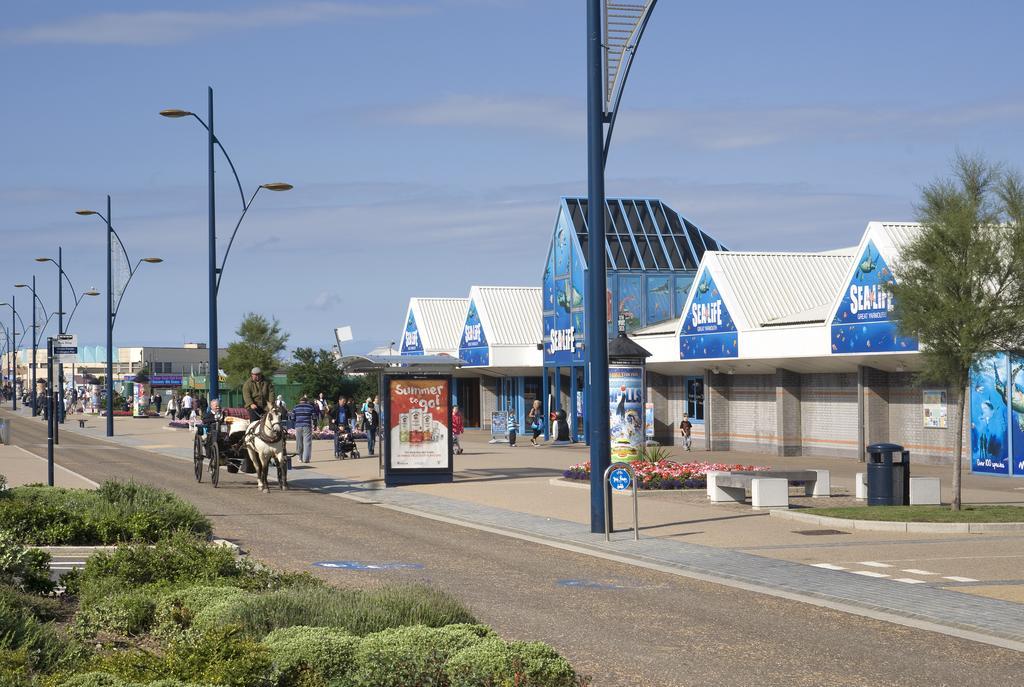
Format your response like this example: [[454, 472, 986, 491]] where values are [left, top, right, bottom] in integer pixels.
[[193, 407, 290, 491]]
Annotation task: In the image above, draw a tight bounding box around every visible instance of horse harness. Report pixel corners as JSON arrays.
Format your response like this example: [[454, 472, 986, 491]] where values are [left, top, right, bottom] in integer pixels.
[[250, 412, 284, 445]]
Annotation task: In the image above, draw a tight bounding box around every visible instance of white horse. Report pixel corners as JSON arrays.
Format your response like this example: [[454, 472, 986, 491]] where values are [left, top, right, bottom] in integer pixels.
[[243, 406, 289, 492]]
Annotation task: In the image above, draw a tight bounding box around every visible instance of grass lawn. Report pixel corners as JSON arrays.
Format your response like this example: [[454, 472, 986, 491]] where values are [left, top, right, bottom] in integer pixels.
[[809, 504, 1024, 522]]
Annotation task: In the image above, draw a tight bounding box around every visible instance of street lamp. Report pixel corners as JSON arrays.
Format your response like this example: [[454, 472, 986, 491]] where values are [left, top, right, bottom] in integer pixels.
[[35, 252, 99, 436], [160, 88, 293, 400], [76, 199, 162, 437], [0, 298, 25, 410], [14, 278, 55, 416]]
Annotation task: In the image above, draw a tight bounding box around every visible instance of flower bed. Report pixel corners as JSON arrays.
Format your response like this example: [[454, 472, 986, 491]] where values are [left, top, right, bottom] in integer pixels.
[[563, 459, 770, 490]]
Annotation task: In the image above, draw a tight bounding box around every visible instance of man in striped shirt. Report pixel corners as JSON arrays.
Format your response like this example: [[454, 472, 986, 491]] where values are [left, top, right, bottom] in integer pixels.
[[290, 395, 320, 464]]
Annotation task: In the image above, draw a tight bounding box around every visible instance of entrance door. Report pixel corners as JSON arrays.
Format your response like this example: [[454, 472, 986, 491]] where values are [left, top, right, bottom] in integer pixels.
[[457, 378, 481, 427]]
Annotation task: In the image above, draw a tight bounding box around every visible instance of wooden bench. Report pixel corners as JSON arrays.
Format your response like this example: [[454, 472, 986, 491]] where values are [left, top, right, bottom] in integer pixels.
[[707, 469, 831, 510]]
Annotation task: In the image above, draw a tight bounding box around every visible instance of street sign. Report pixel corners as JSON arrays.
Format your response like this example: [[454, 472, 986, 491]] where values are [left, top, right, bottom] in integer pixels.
[[53, 334, 78, 363], [609, 467, 632, 491]]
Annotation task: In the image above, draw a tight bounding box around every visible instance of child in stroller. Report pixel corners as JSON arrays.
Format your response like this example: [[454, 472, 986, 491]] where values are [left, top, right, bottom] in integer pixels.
[[334, 424, 361, 459]]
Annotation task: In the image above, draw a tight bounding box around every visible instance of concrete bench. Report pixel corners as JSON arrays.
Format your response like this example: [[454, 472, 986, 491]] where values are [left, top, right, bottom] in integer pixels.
[[855, 473, 941, 505], [707, 470, 831, 510]]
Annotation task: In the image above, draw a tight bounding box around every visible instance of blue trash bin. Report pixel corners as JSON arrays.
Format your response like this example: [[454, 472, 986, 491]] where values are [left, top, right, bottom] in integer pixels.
[[866, 443, 910, 506]]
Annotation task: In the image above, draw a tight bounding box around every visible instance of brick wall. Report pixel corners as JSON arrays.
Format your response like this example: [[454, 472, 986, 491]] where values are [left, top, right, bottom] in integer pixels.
[[707, 373, 730, 451], [886, 373, 969, 465], [776, 369, 802, 456], [800, 372, 859, 458], [725, 374, 777, 455], [480, 378, 497, 430]]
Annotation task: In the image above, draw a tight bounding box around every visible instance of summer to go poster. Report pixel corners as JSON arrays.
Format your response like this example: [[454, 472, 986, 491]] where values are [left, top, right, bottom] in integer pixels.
[[389, 378, 450, 469]]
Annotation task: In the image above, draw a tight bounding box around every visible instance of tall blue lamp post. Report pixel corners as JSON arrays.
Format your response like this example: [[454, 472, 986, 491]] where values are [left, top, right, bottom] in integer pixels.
[[0, 297, 25, 410], [585, 0, 658, 533], [35, 250, 99, 441], [159, 87, 293, 401], [76, 197, 163, 437], [14, 278, 56, 417]]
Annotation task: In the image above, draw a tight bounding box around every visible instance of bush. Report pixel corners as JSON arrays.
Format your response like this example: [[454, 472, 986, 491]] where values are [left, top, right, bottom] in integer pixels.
[[194, 584, 476, 638], [350, 624, 494, 687], [0, 583, 63, 622], [73, 587, 160, 638], [0, 482, 211, 546], [152, 586, 247, 638], [53, 673, 129, 687], [0, 529, 56, 594], [0, 590, 68, 672], [445, 639, 577, 687], [263, 626, 359, 687]]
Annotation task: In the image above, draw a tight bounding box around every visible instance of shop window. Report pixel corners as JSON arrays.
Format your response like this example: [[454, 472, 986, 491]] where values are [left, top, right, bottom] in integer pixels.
[[685, 377, 704, 422]]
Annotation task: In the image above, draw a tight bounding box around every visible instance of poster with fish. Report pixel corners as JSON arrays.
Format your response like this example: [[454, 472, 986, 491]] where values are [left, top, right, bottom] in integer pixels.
[[970, 353, 1010, 475], [646, 276, 671, 326], [674, 275, 694, 318], [609, 365, 644, 462], [458, 300, 489, 367], [679, 271, 738, 359], [617, 275, 642, 333], [544, 216, 586, 367], [1010, 355, 1024, 476], [400, 311, 423, 355], [831, 240, 918, 354], [554, 212, 571, 276]]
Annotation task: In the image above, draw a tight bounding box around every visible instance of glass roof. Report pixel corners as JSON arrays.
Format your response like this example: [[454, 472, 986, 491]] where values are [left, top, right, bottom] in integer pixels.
[[563, 197, 725, 271]]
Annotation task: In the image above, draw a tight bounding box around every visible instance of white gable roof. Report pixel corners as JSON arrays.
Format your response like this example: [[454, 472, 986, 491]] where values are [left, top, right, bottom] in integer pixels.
[[471, 286, 543, 346], [412, 298, 469, 353]]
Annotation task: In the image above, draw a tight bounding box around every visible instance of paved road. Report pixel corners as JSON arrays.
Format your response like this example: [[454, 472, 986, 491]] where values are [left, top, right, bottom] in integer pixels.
[[6, 413, 1023, 687]]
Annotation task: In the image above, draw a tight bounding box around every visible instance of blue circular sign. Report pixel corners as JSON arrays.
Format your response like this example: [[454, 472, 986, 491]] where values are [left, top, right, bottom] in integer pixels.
[[609, 467, 632, 491]]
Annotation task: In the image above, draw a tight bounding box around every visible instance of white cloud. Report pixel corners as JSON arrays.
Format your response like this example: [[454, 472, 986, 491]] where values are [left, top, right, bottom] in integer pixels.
[[3, 2, 428, 46], [373, 95, 1024, 151]]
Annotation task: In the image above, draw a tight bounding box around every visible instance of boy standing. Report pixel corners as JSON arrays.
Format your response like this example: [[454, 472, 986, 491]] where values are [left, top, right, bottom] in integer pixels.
[[679, 414, 692, 451], [507, 412, 519, 447]]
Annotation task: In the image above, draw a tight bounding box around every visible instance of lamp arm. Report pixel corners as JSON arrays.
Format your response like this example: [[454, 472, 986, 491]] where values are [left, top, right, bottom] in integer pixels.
[[602, 0, 658, 170], [216, 186, 262, 295], [186, 112, 247, 210]]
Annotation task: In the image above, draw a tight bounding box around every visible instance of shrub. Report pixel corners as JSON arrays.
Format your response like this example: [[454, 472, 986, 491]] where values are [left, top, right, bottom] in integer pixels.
[[52, 673, 129, 687], [0, 583, 63, 622], [445, 639, 577, 687], [73, 587, 160, 638], [161, 626, 273, 687], [0, 482, 211, 546], [350, 624, 494, 687], [195, 584, 476, 638], [0, 590, 68, 672], [0, 529, 56, 594], [263, 626, 359, 687], [152, 585, 247, 638]]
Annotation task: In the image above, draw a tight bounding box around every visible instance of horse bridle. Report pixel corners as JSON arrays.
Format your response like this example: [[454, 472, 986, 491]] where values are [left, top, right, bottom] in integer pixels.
[[255, 410, 284, 444]]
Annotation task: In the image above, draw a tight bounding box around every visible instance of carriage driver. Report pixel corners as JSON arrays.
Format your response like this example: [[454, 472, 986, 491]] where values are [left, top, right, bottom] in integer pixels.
[[242, 367, 275, 422]]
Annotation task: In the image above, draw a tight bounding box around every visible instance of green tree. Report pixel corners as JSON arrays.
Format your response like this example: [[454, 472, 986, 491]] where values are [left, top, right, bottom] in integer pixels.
[[288, 347, 379, 405], [893, 154, 1024, 510], [221, 313, 289, 389]]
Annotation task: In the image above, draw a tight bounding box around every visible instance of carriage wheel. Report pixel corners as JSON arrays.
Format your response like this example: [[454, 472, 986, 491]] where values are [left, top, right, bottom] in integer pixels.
[[209, 443, 220, 488], [193, 435, 203, 483]]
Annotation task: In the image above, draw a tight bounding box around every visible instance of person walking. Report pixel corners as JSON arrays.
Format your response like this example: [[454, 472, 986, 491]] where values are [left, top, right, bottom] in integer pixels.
[[347, 397, 357, 431], [291, 395, 319, 465], [527, 399, 543, 446], [331, 396, 348, 432], [180, 391, 193, 420], [363, 401, 380, 455], [452, 405, 465, 455], [153, 392, 162, 416], [679, 414, 693, 451], [507, 412, 519, 447], [166, 393, 177, 420], [242, 367, 275, 422]]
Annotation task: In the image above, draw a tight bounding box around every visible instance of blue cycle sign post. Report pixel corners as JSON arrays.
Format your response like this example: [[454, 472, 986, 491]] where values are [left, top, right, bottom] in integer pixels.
[[603, 462, 639, 541]]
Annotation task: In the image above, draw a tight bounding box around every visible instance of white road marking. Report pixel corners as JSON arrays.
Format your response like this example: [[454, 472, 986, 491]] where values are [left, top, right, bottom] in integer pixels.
[[894, 578, 927, 584], [901, 569, 938, 575], [943, 576, 979, 583], [811, 563, 846, 570], [858, 561, 892, 568], [851, 571, 890, 578]]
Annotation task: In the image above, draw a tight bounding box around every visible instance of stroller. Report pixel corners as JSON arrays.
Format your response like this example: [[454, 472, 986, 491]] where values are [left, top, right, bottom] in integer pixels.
[[334, 425, 361, 460]]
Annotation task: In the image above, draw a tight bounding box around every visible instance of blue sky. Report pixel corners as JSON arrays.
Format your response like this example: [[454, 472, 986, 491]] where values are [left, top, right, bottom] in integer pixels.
[[2, 1, 1023, 356]]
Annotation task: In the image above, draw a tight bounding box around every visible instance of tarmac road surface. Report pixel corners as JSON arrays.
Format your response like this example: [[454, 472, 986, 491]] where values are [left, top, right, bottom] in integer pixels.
[[5, 413, 1023, 687]]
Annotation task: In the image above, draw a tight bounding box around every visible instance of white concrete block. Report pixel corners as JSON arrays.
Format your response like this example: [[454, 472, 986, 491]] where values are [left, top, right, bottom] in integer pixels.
[[808, 469, 831, 497], [909, 477, 940, 505], [706, 472, 737, 502], [751, 477, 789, 510], [855, 472, 867, 500]]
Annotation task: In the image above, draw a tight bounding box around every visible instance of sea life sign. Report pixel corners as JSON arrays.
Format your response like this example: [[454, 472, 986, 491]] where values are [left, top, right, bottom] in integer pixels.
[[400, 311, 423, 355], [458, 300, 489, 366], [679, 271, 737, 359], [971, 354, 1010, 475], [831, 240, 917, 354]]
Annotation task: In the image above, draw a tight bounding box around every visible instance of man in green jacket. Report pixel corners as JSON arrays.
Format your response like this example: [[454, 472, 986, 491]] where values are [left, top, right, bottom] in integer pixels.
[[242, 367, 275, 421]]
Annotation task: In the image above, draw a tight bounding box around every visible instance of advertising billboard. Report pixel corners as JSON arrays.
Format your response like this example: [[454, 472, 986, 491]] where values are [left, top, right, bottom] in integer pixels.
[[679, 271, 737, 359], [971, 354, 1010, 475], [388, 377, 451, 470], [458, 300, 489, 366], [831, 240, 918, 354], [609, 365, 644, 462]]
